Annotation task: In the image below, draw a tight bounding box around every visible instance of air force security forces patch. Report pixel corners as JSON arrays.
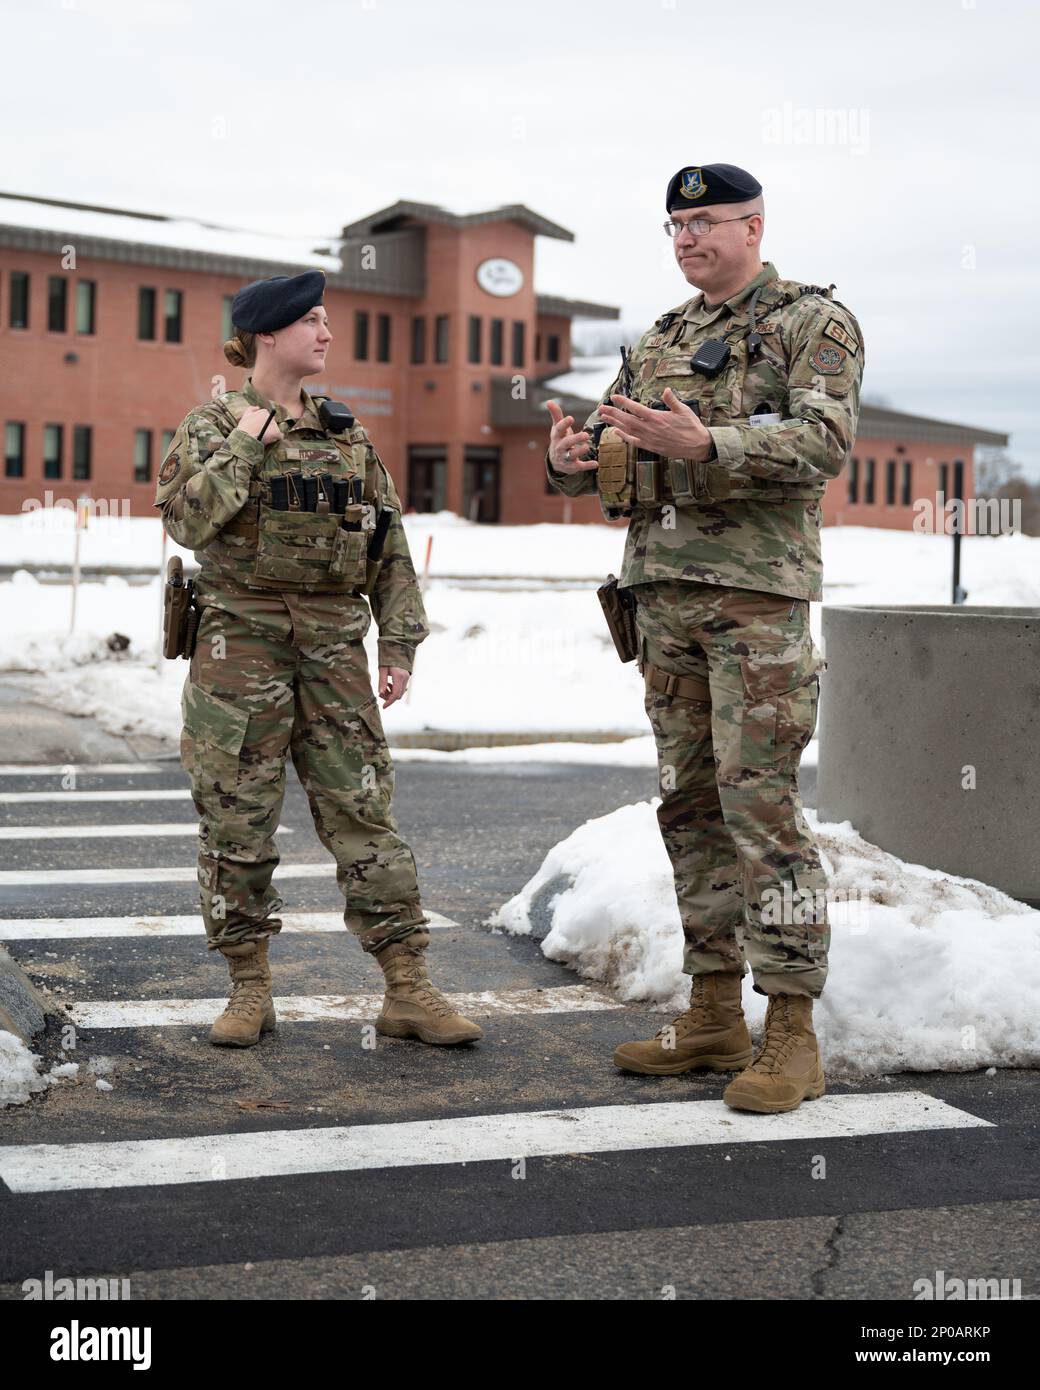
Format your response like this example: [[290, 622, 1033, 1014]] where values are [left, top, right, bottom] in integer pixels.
[[158, 450, 181, 484], [811, 343, 848, 374], [823, 317, 859, 355]]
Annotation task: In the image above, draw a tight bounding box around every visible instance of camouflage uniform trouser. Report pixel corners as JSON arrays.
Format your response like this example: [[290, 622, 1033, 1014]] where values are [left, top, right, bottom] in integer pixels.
[[631, 579, 829, 998], [181, 598, 427, 953]]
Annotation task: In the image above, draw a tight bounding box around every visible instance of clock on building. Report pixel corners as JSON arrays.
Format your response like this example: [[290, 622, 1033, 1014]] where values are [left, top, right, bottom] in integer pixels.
[[475, 258, 524, 297]]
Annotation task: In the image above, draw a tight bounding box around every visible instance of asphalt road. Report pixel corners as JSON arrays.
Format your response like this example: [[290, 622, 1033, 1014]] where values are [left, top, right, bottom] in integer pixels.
[[0, 755, 1037, 1303]]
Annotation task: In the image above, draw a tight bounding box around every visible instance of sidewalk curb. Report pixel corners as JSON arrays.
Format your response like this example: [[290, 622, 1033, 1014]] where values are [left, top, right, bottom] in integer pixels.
[[0, 945, 62, 1047]]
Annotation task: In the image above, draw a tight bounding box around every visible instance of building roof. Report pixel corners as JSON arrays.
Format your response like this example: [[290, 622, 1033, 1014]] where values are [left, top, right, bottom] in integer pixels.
[[0, 191, 616, 314], [0, 189, 341, 276], [495, 364, 1010, 447], [855, 404, 1008, 448], [536, 294, 619, 322], [340, 200, 574, 243]]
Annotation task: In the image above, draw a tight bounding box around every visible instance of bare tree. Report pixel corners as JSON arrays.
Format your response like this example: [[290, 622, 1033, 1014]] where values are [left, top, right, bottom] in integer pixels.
[[974, 447, 1022, 494]]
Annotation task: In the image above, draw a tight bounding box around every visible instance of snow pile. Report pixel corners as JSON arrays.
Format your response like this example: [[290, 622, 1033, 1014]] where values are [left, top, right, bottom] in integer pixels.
[[0, 568, 647, 743], [0, 1030, 80, 1109], [0, 573, 139, 673], [1, 519, 1037, 751], [492, 802, 1040, 1076], [391, 735, 657, 766]]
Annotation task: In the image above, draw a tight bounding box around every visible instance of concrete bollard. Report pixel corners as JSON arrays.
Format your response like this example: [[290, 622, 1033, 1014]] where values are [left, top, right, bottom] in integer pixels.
[[817, 604, 1040, 906]]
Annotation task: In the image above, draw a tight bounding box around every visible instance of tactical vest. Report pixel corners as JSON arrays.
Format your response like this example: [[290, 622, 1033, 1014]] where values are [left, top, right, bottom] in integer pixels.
[[607, 279, 851, 512], [193, 391, 387, 594]]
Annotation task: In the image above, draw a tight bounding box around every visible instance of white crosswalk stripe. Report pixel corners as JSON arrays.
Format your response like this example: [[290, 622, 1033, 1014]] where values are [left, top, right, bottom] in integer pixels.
[[0, 909, 458, 939], [0, 789, 192, 804], [0, 1093, 993, 1194], [0, 822, 281, 841], [68, 983, 619, 1029], [1, 861, 341, 887], [0, 763, 171, 776]]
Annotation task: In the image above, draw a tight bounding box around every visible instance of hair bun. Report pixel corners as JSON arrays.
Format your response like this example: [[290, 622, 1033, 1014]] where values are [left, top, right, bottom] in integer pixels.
[[223, 336, 248, 367]]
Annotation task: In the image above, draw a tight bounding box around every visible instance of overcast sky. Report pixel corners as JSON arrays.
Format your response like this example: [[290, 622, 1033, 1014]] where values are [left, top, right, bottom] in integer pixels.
[[5, 0, 1038, 477]]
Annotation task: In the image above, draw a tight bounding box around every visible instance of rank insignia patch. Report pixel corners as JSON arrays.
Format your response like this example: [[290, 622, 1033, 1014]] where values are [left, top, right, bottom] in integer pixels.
[[822, 317, 858, 354], [811, 344, 847, 374], [158, 451, 181, 484], [681, 168, 706, 200]]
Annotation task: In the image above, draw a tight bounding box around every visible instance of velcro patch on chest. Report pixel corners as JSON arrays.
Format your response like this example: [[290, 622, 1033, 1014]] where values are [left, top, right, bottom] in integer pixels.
[[282, 446, 340, 463], [822, 317, 858, 355]]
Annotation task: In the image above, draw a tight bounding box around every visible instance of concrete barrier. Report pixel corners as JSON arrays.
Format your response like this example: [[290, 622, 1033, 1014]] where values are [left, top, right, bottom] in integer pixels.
[[817, 604, 1040, 906]]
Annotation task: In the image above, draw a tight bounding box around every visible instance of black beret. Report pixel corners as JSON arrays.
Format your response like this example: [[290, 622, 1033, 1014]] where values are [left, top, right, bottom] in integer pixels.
[[231, 269, 326, 334], [665, 164, 762, 212]]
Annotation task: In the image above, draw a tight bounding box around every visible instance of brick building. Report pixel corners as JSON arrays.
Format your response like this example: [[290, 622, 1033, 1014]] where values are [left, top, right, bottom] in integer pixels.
[[0, 190, 1006, 529]]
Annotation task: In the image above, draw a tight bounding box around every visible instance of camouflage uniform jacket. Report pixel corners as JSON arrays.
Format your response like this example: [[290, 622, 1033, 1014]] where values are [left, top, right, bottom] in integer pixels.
[[154, 377, 429, 671], [547, 261, 865, 601]]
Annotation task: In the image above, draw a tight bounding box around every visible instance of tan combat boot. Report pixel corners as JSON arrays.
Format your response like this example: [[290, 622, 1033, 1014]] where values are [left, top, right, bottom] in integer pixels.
[[722, 992, 825, 1113], [374, 930, 483, 1045], [209, 937, 276, 1048], [613, 972, 753, 1076]]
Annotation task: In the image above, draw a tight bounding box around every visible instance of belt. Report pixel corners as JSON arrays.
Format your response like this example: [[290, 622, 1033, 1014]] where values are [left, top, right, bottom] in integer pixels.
[[644, 660, 711, 702]]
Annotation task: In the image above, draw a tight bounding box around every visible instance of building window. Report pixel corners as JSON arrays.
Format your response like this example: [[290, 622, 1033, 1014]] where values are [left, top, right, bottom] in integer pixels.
[[164, 289, 183, 343], [9, 272, 29, 329], [376, 313, 391, 363], [72, 425, 92, 481], [221, 295, 234, 343], [43, 424, 63, 479], [411, 316, 426, 364], [48, 276, 68, 332], [511, 321, 525, 368], [847, 456, 859, 504], [468, 315, 482, 364], [161, 429, 176, 458], [5, 422, 25, 478], [864, 457, 876, 504], [885, 459, 896, 506], [407, 446, 447, 512], [138, 287, 156, 341], [547, 334, 560, 363], [354, 310, 369, 361], [134, 429, 152, 483], [901, 460, 912, 506], [75, 281, 96, 335], [939, 463, 949, 498], [490, 318, 504, 366], [434, 314, 450, 363], [463, 446, 501, 524], [535, 333, 542, 361]]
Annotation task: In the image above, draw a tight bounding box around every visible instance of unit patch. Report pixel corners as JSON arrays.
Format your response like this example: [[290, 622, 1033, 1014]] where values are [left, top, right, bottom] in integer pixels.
[[158, 452, 181, 484], [822, 317, 858, 355], [681, 168, 706, 200], [810, 344, 848, 375]]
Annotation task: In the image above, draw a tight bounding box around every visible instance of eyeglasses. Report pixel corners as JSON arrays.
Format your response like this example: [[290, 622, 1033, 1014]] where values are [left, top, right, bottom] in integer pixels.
[[663, 213, 756, 238]]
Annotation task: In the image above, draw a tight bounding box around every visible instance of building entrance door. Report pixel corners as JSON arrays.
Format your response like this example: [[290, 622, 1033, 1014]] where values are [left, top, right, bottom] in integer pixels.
[[407, 446, 447, 513], [463, 447, 501, 524]]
